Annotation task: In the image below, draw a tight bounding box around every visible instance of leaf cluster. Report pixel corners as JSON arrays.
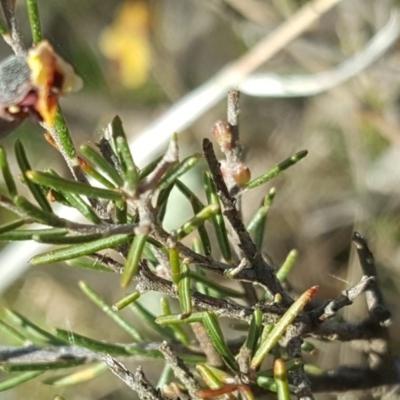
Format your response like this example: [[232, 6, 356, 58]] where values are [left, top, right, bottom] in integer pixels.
[[0, 1, 395, 400]]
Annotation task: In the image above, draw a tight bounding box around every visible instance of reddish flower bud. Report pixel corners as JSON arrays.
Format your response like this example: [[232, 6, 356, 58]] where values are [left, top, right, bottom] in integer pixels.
[[212, 120, 232, 151], [232, 162, 251, 187]]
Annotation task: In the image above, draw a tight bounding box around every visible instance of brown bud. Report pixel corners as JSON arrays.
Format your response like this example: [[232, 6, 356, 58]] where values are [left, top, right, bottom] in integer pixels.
[[211, 120, 232, 151], [232, 162, 251, 187]]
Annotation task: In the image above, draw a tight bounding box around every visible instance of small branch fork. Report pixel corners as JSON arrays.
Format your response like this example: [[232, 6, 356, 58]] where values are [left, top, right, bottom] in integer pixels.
[[315, 275, 376, 321], [352, 232, 392, 327], [104, 355, 167, 400], [202, 137, 293, 305]]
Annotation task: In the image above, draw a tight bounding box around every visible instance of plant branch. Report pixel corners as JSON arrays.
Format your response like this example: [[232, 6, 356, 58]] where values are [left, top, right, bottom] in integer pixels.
[[0, 0, 24, 54], [352, 232, 392, 326], [159, 341, 201, 400], [202, 138, 291, 304], [315, 276, 376, 321], [104, 355, 167, 400]]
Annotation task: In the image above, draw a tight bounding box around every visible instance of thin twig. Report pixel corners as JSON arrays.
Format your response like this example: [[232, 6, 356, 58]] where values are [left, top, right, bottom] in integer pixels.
[[190, 322, 223, 368], [226, 89, 241, 161], [287, 338, 314, 400], [104, 355, 167, 400], [202, 138, 291, 304], [159, 341, 201, 400], [135, 261, 287, 325], [316, 276, 376, 321], [0, 0, 24, 54], [352, 232, 392, 327]]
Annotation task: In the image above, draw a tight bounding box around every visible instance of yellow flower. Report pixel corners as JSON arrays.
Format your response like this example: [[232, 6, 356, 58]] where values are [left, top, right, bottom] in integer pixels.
[[99, 1, 151, 89], [27, 40, 83, 125]]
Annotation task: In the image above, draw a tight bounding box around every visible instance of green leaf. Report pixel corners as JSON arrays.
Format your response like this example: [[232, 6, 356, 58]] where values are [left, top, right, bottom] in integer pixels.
[[26, 170, 124, 201], [138, 154, 163, 181], [13, 195, 63, 227], [4, 309, 64, 346], [274, 359, 291, 400], [109, 116, 138, 190], [27, 0, 43, 43], [116, 135, 139, 191], [112, 291, 141, 311], [33, 232, 103, 245], [0, 371, 43, 391], [15, 140, 52, 212], [243, 309, 263, 358], [79, 160, 116, 189], [156, 184, 174, 223], [0, 228, 68, 241], [178, 262, 192, 317], [256, 376, 277, 392], [156, 364, 173, 389], [80, 144, 123, 187], [114, 200, 128, 224], [192, 238, 211, 296], [202, 312, 238, 372], [2, 359, 87, 372], [158, 154, 202, 191], [203, 171, 232, 263], [246, 150, 308, 190], [54, 329, 130, 355], [155, 312, 204, 325], [196, 363, 224, 390], [247, 187, 276, 250], [121, 233, 147, 288], [0, 319, 27, 344], [160, 298, 190, 345], [45, 170, 101, 224], [130, 301, 176, 341], [78, 281, 143, 341], [168, 233, 181, 285], [0, 17, 8, 36], [0, 146, 17, 196], [177, 204, 219, 240], [276, 249, 298, 282], [30, 234, 132, 265], [301, 340, 317, 354], [53, 110, 79, 165], [0, 219, 26, 235], [43, 362, 108, 386], [251, 286, 318, 369], [176, 180, 212, 256]]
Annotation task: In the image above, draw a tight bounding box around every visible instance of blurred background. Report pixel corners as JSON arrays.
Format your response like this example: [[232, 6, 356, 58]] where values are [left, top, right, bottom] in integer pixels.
[[1, 0, 400, 398]]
